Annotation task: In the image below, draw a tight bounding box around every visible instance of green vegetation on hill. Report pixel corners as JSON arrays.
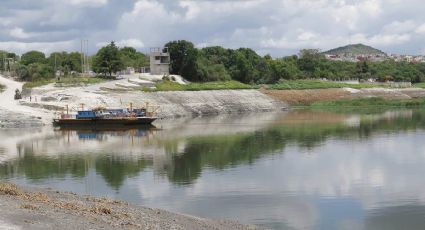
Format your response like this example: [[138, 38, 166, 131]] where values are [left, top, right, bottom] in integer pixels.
[[323, 44, 386, 56], [0, 84, 4, 92], [23, 77, 107, 88], [155, 80, 253, 91], [268, 80, 376, 90], [165, 41, 425, 84], [22, 80, 54, 89], [413, 83, 425, 89], [54, 77, 107, 87], [3, 41, 425, 90], [1, 42, 147, 85], [311, 97, 425, 108]]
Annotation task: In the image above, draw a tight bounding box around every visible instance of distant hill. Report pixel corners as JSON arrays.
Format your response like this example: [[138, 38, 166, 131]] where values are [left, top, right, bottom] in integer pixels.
[[323, 44, 387, 56]]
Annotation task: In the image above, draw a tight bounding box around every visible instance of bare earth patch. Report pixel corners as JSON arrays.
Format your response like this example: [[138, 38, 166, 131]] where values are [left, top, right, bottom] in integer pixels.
[[263, 88, 425, 105], [263, 88, 351, 105]]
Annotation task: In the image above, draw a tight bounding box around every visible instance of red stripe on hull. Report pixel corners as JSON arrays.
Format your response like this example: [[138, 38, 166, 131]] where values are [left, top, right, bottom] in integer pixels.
[[53, 117, 157, 126]]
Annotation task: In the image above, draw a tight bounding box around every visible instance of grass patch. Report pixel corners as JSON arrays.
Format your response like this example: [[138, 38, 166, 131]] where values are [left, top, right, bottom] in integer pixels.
[[0, 84, 5, 92], [414, 83, 425, 88], [23, 77, 108, 88], [155, 80, 253, 91], [23, 79, 55, 88], [54, 77, 107, 87], [311, 97, 425, 108], [268, 80, 379, 90]]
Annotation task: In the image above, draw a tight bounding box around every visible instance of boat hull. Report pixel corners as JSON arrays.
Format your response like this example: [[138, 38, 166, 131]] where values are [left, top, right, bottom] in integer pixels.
[[53, 117, 157, 127]]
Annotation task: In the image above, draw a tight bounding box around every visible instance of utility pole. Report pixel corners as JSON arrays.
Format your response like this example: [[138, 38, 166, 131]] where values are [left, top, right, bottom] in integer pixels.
[[54, 53, 57, 73], [81, 39, 84, 75], [81, 39, 89, 75], [85, 40, 89, 74], [2, 53, 6, 73]]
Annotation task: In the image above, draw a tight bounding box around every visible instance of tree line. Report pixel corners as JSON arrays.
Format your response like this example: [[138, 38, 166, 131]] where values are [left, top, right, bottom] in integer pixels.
[[166, 41, 425, 84], [2, 40, 425, 84], [0, 42, 147, 81]]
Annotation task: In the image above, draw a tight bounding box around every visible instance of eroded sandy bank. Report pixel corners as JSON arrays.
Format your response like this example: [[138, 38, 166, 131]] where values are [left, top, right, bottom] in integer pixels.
[[0, 75, 288, 127]]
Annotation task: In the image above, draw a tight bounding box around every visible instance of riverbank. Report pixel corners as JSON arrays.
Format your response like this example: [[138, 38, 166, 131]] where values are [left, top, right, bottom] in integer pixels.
[[0, 75, 287, 127], [0, 183, 260, 230], [5, 73, 425, 127], [263, 87, 425, 105], [0, 76, 52, 128]]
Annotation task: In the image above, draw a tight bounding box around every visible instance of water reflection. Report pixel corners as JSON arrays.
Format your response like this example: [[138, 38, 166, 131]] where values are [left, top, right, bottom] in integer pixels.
[[1, 110, 425, 229], [365, 204, 425, 230]]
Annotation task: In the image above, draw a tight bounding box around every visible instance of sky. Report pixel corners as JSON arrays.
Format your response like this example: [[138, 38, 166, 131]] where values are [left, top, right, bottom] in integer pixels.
[[1, 0, 425, 56]]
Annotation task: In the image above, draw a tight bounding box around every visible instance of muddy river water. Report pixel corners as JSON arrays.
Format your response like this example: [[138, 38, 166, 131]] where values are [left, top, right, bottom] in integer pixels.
[[0, 109, 424, 229]]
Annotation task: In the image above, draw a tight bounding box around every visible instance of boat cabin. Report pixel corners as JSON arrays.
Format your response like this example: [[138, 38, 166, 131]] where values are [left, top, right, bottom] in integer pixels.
[[76, 111, 96, 119]]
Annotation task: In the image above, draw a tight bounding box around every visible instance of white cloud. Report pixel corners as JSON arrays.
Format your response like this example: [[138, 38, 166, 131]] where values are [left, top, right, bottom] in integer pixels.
[[297, 30, 318, 41], [261, 31, 411, 52], [367, 33, 411, 46], [382, 20, 417, 34], [9, 27, 35, 39], [96, 38, 145, 48], [2, 0, 425, 55], [68, 0, 108, 7], [179, 1, 201, 20], [116, 39, 144, 48], [415, 23, 425, 34], [0, 17, 12, 27], [0, 40, 75, 55]]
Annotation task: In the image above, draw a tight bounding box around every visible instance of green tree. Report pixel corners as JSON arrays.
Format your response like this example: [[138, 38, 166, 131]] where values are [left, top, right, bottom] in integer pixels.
[[0, 51, 18, 71], [15, 64, 29, 81], [47, 52, 82, 75], [355, 61, 371, 79], [227, 48, 262, 84], [297, 49, 324, 77], [269, 57, 301, 82], [92, 41, 123, 77], [27, 63, 53, 81], [66, 52, 83, 73], [165, 40, 199, 81], [119, 47, 147, 70], [21, 51, 46, 66], [200, 46, 232, 67], [196, 56, 230, 81]]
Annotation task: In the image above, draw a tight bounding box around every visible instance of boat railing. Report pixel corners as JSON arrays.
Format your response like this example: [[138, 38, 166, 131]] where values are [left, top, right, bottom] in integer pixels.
[[60, 114, 75, 119]]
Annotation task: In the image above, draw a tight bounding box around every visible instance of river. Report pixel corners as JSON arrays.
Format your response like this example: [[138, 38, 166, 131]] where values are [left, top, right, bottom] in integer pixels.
[[0, 109, 424, 229]]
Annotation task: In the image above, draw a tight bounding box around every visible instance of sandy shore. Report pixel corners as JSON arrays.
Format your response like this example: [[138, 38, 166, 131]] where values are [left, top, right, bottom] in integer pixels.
[[0, 76, 51, 128], [0, 183, 262, 230]]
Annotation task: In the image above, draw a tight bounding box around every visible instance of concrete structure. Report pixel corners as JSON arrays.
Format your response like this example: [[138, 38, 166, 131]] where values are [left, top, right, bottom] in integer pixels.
[[140, 67, 150, 73], [150, 47, 170, 75], [125, 67, 135, 75]]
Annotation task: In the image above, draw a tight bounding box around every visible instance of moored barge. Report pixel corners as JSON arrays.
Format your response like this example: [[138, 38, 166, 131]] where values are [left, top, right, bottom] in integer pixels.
[[53, 106, 157, 127]]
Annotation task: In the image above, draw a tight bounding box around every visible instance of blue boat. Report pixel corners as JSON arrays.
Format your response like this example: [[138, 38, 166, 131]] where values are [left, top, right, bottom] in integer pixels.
[[53, 106, 157, 127]]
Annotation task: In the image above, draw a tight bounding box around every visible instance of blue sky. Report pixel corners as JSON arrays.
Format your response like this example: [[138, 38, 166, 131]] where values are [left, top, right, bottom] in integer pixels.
[[1, 0, 425, 56]]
